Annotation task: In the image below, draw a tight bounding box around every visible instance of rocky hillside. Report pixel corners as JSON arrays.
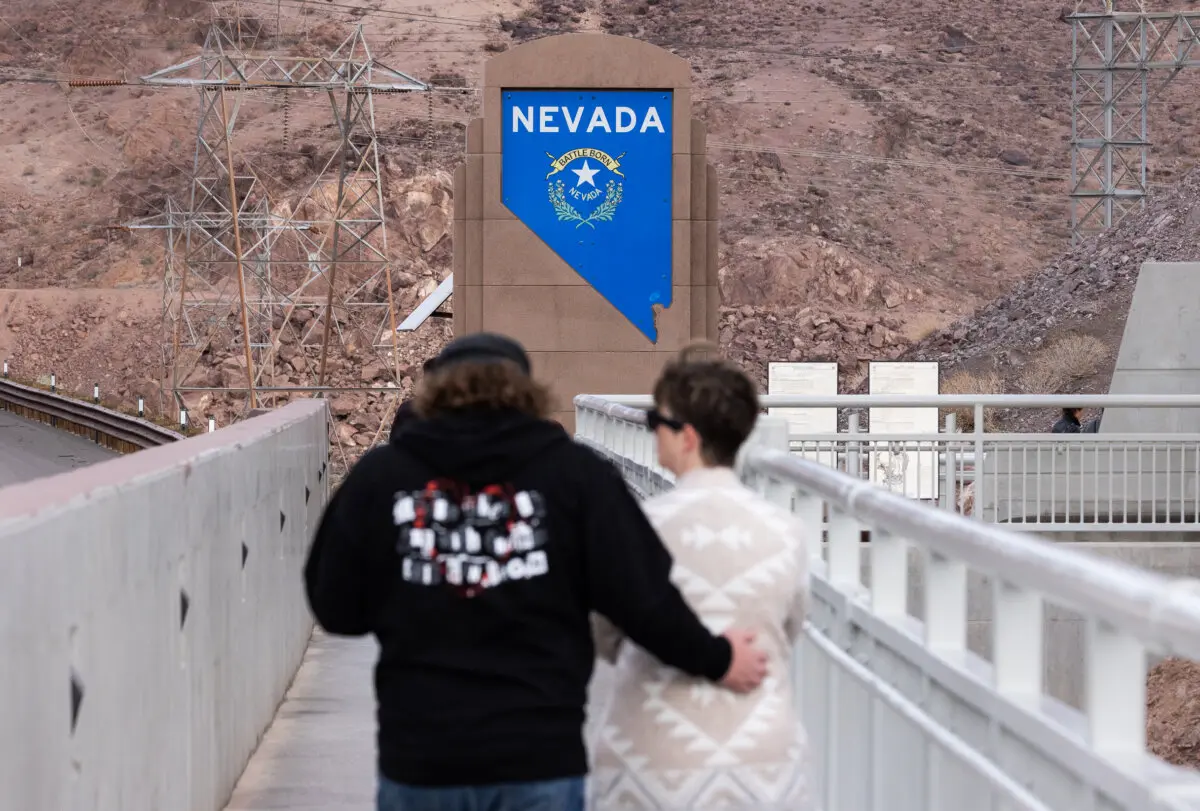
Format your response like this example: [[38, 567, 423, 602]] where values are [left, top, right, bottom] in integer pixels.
[[901, 167, 1200, 403], [487, 0, 1200, 396], [2, 0, 1199, 442]]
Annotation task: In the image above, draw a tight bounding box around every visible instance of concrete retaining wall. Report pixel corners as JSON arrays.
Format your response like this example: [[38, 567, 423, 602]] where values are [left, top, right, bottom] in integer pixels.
[[1105, 261, 1200, 433], [0, 400, 329, 811]]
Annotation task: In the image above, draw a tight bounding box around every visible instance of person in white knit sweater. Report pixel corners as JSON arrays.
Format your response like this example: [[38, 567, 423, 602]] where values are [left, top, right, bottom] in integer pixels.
[[588, 346, 814, 811]]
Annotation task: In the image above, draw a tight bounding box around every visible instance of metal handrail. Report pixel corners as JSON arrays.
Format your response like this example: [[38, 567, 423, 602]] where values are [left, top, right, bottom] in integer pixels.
[[792, 432, 1200, 441], [751, 447, 1200, 660], [600, 393, 1200, 408], [574, 394, 1200, 662], [0, 378, 183, 451], [576, 393, 1200, 808]]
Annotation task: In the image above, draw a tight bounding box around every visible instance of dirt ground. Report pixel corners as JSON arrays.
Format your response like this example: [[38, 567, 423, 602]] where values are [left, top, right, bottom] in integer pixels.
[[1148, 658, 1200, 770], [0, 287, 170, 412]]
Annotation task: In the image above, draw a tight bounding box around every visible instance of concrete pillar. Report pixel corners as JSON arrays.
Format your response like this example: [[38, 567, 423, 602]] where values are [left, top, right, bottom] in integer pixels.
[[1104, 261, 1200, 433]]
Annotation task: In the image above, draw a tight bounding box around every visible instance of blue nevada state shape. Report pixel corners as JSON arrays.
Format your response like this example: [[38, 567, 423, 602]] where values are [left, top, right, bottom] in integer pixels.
[[501, 90, 673, 342]]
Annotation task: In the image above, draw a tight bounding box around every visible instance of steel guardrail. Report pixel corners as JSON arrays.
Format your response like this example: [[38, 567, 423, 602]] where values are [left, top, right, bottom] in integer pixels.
[[0, 378, 184, 453], [598, 393, 1200, 408]]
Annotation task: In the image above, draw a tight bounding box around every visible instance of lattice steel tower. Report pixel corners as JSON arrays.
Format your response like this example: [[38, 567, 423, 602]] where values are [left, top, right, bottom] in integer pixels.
[[1067, 1, 1200, 242], [141, 24, 428, 409]]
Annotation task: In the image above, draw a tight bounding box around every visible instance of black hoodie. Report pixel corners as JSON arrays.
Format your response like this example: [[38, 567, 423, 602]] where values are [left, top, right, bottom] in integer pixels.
[[388, 399, 418, 440], [304, 408, 732, 787]]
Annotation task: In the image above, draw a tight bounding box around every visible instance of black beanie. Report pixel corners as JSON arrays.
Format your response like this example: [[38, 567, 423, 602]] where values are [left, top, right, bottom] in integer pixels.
[[434, 332, 532, 375]]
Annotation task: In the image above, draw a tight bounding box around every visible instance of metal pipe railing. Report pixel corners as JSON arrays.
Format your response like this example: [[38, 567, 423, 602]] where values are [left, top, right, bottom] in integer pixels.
[[600, 393, 1200, 409], [577, 394, 1200, 657], [575, 393, 1200, 811], [625, 392, 1200, 530]]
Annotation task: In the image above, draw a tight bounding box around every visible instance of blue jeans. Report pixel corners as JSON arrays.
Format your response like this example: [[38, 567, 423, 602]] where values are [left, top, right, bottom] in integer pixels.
[[377, 774, 584, 811]]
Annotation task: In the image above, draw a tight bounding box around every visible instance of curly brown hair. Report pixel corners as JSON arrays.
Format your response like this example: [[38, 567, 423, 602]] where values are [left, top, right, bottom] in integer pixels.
[[652, 342, 759, 467], [414, 360, 554, 419]]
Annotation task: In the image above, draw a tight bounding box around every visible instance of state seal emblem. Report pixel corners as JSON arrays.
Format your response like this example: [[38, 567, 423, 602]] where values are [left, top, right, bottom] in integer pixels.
[[545, 148, 625, 229]]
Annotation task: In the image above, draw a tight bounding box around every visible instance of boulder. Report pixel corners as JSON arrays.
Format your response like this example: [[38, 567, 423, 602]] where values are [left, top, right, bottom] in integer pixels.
[[392, 171, 454, 253], [361, 362, 388, 383], [328, 395, 359, 418]]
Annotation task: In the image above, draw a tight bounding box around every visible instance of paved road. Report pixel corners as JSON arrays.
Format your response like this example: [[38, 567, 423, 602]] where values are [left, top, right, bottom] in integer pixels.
[[223, 631, 617, 810], [0, 410, 117, 487]]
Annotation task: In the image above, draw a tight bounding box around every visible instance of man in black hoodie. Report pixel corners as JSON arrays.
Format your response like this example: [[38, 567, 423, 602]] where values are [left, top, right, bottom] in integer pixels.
[[305, 332, 769, 811], [388, 357, 438, 441]]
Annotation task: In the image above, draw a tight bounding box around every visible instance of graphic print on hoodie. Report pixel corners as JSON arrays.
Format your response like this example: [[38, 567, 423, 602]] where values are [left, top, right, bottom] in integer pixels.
[[394, 480, 550, 594]]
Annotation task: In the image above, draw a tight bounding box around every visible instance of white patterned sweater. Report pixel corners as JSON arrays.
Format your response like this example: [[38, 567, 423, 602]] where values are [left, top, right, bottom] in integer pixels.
[[588, 466, 814, 811]]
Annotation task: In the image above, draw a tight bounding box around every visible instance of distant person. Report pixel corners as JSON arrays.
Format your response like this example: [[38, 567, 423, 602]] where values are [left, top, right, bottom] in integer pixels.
[[304, 332, 770, 811], [1052, 406, 1100, 434], [589, 344, 814, 811]]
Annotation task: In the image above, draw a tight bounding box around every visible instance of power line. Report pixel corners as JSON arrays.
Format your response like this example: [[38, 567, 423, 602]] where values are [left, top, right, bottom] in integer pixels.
[[0, 78, 1087, 194], [711, 140, 1065, 181], [8, 0, 1183, 84], [8, 86, 1073, 212], [179, 0, 1079, 75], [223, 87, 1066, 184], [183, 0, 494, 30], [7, 2, 1189, 253]]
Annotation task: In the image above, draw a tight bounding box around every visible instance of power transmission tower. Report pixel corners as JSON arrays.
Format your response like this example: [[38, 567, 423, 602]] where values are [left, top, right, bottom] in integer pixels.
[[116, 199, 186, 416], [1067, 2, 1200, 243], [140, 23, 428, 410]]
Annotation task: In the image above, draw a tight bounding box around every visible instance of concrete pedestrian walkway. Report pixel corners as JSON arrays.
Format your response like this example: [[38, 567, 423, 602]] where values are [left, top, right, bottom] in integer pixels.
[[223, 631, 379, 811], [221, 629, 616, 811]]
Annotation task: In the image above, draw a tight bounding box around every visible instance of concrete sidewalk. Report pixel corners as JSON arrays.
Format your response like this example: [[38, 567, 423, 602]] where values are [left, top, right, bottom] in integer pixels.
[[222, 630, 616, 811], [224, 631, 379, 811]]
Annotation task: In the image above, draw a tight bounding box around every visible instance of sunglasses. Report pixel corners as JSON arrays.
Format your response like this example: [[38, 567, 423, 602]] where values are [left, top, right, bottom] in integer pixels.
[[645, 409, 686, 432]]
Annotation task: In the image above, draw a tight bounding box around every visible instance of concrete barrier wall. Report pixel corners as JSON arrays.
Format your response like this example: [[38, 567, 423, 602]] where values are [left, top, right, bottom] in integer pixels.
[[0, 400, 329, 811]]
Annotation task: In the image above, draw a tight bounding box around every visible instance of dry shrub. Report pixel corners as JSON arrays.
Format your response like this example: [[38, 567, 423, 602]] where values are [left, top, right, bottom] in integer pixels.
[[1020, 334, 1108, 394], [904, 312, 950, 342], [940, 369, 1003, 432], [1147, 657, 1200, 768], [428, 71, 468, 88]]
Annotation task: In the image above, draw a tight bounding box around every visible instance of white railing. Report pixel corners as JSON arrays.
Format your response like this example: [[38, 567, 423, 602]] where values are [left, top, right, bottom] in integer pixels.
[[576, 394, 1200, 811], [600, 394, 1200, 532]]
